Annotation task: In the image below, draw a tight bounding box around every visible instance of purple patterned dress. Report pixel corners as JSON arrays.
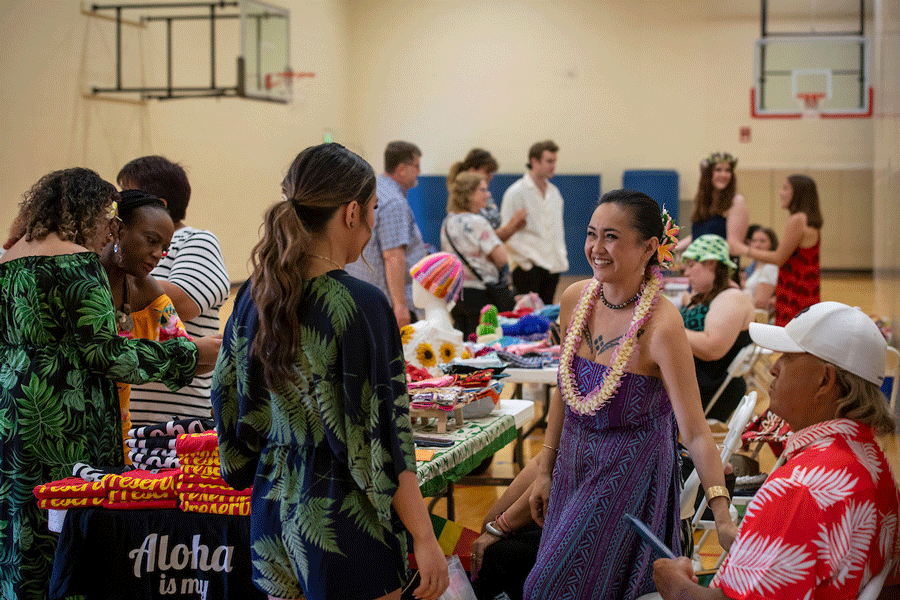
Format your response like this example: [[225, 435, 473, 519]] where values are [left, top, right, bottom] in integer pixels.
[[523, 354, 682, 600]]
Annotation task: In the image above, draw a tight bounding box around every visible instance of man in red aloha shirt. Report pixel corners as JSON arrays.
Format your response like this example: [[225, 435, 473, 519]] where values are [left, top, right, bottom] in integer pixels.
[[654, 302, 899, 600]]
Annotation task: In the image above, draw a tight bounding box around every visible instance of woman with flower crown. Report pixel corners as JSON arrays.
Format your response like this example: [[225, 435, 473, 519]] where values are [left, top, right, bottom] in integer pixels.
[[675, 152, 749, 259], [522, 190, 737, 600]]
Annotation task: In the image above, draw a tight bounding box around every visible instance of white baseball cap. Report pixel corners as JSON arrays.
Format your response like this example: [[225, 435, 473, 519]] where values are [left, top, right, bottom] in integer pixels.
[[749, 302, 886, 386]]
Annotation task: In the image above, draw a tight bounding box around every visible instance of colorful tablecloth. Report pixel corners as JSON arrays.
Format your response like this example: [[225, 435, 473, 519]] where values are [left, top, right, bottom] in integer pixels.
[[415, 412, 516, 498]]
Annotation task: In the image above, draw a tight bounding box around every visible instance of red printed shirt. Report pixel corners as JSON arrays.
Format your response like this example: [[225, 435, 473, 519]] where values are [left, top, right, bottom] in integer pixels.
[[713, 418, 900, 600]]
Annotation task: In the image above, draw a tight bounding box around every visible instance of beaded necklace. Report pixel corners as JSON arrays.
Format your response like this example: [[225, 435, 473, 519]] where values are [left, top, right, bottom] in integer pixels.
[[559, 268, 661, 415]]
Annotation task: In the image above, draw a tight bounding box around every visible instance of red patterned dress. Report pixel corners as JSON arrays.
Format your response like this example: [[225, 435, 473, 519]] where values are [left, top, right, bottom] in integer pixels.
[[774, 237, 820, 326], [712, 418, 900, 600]]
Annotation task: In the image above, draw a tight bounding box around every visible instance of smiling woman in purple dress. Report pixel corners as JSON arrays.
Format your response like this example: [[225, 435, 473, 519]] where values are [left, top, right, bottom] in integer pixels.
[[523, 190, 737, 600]]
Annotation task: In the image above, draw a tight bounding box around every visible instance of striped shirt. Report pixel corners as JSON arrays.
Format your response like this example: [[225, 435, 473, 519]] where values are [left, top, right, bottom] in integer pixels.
[[129, 227, 229, 426]]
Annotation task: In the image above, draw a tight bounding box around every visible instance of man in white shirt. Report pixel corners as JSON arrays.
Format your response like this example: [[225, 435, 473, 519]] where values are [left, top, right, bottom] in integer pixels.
[[500, 140, 568, 305]]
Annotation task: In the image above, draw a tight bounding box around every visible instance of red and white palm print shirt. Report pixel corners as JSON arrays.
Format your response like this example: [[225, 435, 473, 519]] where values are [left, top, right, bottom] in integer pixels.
[[712, 418, 900, 600]]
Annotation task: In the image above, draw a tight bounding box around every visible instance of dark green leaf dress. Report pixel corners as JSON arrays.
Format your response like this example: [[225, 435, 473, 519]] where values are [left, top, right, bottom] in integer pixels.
[[0, 252, 198, 600], [212, 271, 416, 600]]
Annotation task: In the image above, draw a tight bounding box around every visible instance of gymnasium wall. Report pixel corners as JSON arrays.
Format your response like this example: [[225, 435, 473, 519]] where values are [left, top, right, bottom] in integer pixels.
[[347, 1, 873, 198], [0, 0, 355, 282], [0, 0, 878, 282], [873, 0, 900, 325]]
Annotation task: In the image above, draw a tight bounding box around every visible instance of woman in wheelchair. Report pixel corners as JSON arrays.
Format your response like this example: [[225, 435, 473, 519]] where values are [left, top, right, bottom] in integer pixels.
[[680, 235, 754, 423]]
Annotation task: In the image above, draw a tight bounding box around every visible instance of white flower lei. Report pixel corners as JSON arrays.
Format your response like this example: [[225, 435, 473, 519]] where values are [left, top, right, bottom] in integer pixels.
[[559, 267, 661, 415]]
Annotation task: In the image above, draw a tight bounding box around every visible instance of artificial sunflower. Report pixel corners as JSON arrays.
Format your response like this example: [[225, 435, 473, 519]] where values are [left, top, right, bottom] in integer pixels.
[[416, 342, 437, 368], [400, 325, 414, 345], [439, 342, 456, 362]]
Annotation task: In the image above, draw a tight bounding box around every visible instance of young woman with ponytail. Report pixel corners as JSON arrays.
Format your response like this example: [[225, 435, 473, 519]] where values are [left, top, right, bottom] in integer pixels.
[[212, 144, 448, 600]]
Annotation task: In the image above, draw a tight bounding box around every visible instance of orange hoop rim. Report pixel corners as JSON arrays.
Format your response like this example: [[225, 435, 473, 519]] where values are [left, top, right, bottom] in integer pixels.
[[796, 92, 826, 110], [264, 71, 316, 90]]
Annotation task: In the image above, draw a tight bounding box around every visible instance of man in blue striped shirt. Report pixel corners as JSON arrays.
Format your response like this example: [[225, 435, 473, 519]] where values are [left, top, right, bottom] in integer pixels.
[[346, 141, 428, 327]]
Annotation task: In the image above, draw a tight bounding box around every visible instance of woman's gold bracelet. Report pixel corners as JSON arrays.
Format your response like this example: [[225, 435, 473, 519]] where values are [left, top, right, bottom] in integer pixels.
[[542, 444, 558, 452], [705, 485, 730, 502]]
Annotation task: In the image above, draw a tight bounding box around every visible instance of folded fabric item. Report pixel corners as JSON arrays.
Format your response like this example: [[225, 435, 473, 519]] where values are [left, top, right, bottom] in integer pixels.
[[102, 498, 178, 510], [175, 478, 251, 496], [406, 363, 433, 382], [180, 499, 250, 516], [175, 431, 218, 456], [177, 450, 220, 467], [129, 454, 180, 470], [179, 464, 227, 484], [180, 491, 251, 503], [34, 477, 107, 500], [453, 370, 493, 388], [127, 447, 178, 459], [500, 339, 552, 356], [495, 350, 549, 369], [37, 496, 106, 510], [107, 489, 177, 502], [500, 313, 551, 337], [128, 417, 215, 439], [125, 437, 177, 450], [72, 463, 135, 482], [407, 374, 455, 389], [103, 468, 180, 493]]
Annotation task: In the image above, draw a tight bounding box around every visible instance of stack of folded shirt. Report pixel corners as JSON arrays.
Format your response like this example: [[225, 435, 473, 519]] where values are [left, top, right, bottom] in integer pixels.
[[102, 469, 179, 510], [175, 431, 251, 516], [126, 417, 215, 470], [33, 477, 107, 510]]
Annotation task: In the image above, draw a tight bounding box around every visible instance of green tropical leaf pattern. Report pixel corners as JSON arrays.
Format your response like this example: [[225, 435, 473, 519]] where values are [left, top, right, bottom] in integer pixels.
[[212, 272, 416, 598], [0, 253, 198, 600]]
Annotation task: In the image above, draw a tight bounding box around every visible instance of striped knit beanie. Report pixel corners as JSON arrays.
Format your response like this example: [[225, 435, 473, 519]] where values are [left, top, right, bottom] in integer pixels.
[[410, 252, 464, 303]]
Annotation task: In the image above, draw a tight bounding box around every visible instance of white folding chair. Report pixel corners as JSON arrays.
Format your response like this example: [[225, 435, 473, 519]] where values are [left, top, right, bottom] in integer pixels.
[[886, 346, 899, 414], [857, 558, 894, 600], [688, 392, 757, 569], [704, 344, 764, 418]]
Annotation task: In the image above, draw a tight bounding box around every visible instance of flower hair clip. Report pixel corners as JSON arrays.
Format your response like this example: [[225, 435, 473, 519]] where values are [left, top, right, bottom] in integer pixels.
[[700, 152, 737, 171], [657, 207, 679, 268]]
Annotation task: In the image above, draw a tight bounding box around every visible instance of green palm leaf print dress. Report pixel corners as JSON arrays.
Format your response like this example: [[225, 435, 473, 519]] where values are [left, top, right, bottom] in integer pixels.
[[212, 270, 417, 600], [0, 253, 197, 600]]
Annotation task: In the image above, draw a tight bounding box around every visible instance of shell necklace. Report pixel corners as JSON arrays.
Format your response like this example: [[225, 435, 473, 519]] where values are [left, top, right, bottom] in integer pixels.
[[558, 269, 661, 415]]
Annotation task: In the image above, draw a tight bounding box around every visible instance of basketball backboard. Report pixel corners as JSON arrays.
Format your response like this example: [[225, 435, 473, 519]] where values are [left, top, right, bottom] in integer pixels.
[[238, 0, 292, 102], [88, 0, 297, 103], [752, 35, 871, 118]]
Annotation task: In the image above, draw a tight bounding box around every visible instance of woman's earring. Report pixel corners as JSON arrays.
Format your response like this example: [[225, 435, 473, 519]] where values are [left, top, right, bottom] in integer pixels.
[[114, 243, 119, 254]]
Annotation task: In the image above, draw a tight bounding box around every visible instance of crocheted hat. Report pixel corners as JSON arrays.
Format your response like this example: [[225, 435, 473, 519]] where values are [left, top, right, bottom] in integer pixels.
[[410, 252, 464, 303], [682, 234, 737, 271]]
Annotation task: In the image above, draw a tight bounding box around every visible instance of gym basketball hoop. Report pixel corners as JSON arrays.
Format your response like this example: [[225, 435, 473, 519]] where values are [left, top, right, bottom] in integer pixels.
[[796, 92, 826, 119]]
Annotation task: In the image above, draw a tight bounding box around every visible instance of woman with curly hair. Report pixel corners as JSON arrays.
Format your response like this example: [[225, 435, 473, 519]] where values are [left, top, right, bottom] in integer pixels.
[[212, 144, 447, 600], [0, 168, 221, 600]]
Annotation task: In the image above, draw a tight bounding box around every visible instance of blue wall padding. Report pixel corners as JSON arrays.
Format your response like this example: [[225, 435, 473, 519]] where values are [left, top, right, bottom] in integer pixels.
[[621, 169, 679, 224], [407, 173, 601, 276]]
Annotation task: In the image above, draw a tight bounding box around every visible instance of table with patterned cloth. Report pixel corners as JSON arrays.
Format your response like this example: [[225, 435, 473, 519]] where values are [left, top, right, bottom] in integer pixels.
[[415, 399, 533, 499]]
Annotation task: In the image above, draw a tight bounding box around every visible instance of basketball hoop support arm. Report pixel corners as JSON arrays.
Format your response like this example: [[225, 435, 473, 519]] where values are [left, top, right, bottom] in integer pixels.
[[89, 1, 289, 102]]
